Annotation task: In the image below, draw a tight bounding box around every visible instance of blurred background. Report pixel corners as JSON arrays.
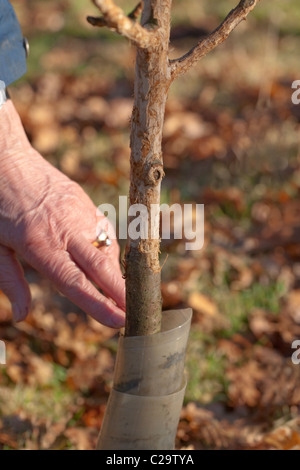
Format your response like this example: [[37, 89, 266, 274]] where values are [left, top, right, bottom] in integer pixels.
[[0, 0, 300, 449]]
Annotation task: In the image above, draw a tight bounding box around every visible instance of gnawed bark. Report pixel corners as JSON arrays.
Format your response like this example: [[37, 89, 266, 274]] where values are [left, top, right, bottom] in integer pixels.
[[88, 0, 262, 336], [125, 1, 172, 336]]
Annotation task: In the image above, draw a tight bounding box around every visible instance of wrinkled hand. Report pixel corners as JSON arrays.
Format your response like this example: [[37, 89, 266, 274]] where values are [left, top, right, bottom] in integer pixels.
[[0, 100, 125, 328]]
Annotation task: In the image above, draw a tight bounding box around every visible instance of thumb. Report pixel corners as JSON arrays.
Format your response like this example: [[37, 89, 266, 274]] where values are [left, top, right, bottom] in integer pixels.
[[0, 245, 31, 322]]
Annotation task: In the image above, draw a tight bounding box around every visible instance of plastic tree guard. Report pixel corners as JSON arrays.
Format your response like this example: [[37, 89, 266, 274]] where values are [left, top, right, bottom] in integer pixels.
[[97, 308, 192, 450]]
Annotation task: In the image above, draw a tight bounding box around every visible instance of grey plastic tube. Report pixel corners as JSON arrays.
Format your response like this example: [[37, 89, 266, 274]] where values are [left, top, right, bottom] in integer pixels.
[[97, 308, 192, 450], [97, 382, 187, 450]]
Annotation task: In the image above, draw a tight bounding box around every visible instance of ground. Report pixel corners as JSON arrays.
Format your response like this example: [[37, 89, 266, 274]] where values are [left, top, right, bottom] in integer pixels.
[[0, 0, 300, 450]]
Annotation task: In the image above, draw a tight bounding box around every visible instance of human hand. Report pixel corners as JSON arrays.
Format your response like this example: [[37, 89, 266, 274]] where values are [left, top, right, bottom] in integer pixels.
[[0, 100, 125, 328]]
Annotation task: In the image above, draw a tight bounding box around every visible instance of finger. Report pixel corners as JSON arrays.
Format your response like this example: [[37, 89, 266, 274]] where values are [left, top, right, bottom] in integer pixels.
[[0, 246, 31, 322], [24, 247, 125, 328], [68, 236, 126, 311]]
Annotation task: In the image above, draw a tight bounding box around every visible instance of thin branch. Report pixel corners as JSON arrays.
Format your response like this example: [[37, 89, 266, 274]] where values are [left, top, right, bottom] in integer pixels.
[[88, 0, 158, 49], [128, 1, 143, 20], [170, 0, 261, 81], [87, 16, 107, 27], [87, 1, 143, 28]]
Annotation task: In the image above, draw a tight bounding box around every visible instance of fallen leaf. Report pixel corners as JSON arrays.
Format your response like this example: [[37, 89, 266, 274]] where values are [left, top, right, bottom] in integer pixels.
[[188, 292, 218, 316]]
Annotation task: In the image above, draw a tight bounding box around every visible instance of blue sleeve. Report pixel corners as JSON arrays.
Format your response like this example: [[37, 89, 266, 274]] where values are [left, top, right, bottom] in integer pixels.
[[0, 0, 27, 86]]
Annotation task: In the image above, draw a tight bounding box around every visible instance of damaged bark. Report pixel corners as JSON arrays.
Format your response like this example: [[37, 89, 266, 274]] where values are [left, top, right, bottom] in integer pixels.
[[88, 0, 261, 336], [125, 1, 172, 336]]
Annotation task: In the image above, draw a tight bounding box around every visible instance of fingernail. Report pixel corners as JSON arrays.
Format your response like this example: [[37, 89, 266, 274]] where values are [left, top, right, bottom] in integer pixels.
[[112, 312, 126, 329], [12, 303, 25, 322]]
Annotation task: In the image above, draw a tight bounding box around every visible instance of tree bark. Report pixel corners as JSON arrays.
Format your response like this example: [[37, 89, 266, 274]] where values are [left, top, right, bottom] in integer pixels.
[[88, 0, 262, 337], [125, 0, 172, 336]]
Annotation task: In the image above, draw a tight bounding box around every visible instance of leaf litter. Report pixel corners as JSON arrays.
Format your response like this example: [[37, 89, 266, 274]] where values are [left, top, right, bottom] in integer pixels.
[[0, 0, 300, 450]]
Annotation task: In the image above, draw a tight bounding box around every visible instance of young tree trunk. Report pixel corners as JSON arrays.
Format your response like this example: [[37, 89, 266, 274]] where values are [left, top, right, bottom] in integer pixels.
[[125, 0, 172, 336], [88, 0, 261, 337]]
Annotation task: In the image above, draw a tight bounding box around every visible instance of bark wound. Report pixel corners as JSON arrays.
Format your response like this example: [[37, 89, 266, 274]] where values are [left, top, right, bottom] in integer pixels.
[[145, 161, 164, 186]]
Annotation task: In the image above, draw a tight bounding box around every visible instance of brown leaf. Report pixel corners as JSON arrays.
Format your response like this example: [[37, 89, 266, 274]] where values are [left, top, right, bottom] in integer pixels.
[[162, 282, 183, 309], [227, 361, 264, 407], [188, 292, 218, 316], [64, 427, 96, 451], [204, 187, 245, 213], [27, 356, 53, 387], [67, 351, 113, 392]]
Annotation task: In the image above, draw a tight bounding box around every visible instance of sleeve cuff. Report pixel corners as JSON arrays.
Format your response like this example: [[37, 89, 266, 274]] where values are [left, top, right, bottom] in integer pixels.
[[0, 0, 27, 86]]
